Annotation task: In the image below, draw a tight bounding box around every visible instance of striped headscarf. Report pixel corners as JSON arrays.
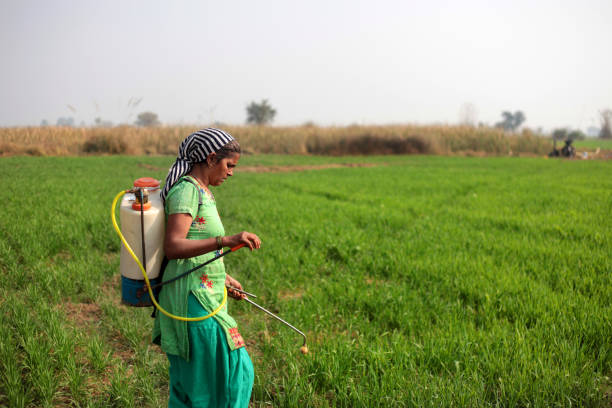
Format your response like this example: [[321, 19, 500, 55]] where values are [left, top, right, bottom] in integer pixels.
[[161, 128, 235, 202]]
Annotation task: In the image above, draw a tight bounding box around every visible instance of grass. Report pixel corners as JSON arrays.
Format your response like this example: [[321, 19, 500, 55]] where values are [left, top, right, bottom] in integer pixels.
[[0, 155, 610, 407], [573, 138, 612, 150]]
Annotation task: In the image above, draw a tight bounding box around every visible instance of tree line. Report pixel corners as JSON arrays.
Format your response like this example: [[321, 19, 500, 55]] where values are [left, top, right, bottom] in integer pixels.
[[40, 102, 612, 139]]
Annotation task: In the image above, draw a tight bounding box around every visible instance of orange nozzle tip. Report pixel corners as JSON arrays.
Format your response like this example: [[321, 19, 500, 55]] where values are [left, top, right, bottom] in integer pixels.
[[231, 243, 246, 251]]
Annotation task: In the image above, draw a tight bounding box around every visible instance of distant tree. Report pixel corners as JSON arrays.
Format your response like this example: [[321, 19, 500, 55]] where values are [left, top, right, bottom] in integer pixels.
[[567, 129, 586, 141], [40, 119, 49, 126], [135, 111, 160, 127], [552, 128, 586, 142], [94, 117, 114, 128], [599, 109, 612, 139], [495, 110, 525, 132], [56, 117, 74, 127], [496, 111, 513, 131], [513, 111, 525, 128], [246, 99, 276, 125], [552, 128, 568, 142]]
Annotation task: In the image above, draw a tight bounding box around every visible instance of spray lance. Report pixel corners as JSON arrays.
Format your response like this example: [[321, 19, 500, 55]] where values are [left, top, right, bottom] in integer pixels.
[[227, 286, 309, 354], [111, 178, 308, 353]]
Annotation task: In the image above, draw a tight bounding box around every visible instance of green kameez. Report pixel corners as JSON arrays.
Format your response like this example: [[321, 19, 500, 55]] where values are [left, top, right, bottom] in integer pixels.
[[153, 176, 253, 407]]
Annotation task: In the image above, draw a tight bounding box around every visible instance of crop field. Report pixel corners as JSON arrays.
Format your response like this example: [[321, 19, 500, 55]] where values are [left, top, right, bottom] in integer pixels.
[[573, 138, 612, 151], [0, 155, 610, 407]]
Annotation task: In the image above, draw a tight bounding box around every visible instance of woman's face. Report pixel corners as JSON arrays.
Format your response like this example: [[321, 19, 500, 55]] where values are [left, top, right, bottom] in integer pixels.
[[209, 152, 240, 186]]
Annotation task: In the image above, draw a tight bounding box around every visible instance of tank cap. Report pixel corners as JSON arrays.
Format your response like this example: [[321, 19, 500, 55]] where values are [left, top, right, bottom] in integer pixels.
[[132, 201, 152, 211], [134, 177, 160, 188]]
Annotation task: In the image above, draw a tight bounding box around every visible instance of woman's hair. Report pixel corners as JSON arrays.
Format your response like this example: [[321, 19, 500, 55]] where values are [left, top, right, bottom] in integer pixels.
[[211, 139, 241, 162]]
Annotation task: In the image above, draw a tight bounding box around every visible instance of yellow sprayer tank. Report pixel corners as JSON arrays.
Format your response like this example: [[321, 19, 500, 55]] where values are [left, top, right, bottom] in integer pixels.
[[119, 177, 165, 306]]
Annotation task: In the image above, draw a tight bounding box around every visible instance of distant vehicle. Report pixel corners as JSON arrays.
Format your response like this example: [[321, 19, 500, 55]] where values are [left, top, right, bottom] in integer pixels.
[[549, 139, 576, 158]]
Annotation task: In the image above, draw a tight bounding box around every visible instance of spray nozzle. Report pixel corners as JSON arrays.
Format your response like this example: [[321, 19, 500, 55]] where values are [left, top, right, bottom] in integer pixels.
[[127, 188, 149, 202], [128, 188, 151, 211]]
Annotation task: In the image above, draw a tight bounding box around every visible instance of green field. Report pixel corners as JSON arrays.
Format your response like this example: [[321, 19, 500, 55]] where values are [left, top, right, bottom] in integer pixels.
[[573, 138, 612, 150], [0, 155, 610, 407]]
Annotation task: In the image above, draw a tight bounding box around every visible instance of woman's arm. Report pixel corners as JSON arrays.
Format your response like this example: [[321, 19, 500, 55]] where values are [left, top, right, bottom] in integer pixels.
[[164, 213, 262, 260]]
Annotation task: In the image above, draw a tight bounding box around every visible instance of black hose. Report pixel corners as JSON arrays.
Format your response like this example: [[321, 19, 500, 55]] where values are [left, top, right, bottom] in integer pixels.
[[139, 189, 147, 274], [148, 250, 231, 290]]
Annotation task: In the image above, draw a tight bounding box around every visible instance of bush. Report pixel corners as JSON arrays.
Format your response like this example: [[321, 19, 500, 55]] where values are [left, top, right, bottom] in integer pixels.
[[311, 134, 430, 155], [135, 112, 160, 127]]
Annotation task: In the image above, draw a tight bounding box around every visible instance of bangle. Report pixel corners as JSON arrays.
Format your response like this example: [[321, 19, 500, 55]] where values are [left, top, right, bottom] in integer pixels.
[[216, 236, 223, 250]]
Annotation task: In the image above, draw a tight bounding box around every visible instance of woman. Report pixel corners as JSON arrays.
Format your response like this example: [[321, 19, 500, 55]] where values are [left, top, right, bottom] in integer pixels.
[[153, 128, 261, 408]]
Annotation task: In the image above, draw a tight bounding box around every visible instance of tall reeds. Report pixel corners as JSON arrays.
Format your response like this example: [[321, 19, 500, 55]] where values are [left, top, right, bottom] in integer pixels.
[[0, 124, 552, 156]]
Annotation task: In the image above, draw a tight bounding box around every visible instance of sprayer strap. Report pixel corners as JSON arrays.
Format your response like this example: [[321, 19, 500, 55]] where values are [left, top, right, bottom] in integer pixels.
[[182, 176, 203, 211], [148, 248, 231, 292], [148, 177, 209, 294], [151, 176, 202, 311]]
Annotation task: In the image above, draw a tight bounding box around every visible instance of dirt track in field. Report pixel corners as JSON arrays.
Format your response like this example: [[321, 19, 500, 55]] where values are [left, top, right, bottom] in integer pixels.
[[238, 163, 379, 173]]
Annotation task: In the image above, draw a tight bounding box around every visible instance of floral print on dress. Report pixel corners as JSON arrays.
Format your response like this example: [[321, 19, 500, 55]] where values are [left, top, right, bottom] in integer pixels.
[[191, 216, 207, 231], [200, 274, 213, 290], [229, 327, 245, 348]]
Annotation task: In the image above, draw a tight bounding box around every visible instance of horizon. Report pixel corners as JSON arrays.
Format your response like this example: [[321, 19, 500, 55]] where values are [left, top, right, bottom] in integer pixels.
[[4, 120, 605, 138]]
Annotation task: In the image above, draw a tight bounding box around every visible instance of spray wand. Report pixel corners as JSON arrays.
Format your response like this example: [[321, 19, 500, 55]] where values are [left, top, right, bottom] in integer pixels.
[[227, 286, 309, 354]]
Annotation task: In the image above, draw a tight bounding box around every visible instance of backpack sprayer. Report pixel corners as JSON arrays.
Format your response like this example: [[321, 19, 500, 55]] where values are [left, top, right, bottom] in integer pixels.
[[111, 177, 230, 321], [111, 177, 308, 352]]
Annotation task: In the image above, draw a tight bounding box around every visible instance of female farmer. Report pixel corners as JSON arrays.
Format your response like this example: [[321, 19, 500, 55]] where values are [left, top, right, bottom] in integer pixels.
[[153, 128, 261, 408]]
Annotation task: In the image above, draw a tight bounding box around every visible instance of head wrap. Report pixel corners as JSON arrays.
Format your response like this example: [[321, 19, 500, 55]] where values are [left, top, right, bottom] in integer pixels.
[[161, 128, 235, 202]]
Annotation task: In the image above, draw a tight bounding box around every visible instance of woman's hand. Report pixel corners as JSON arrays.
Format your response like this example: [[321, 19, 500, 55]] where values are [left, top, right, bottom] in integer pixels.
[[225, 274, 246, 300], [223, 231, 261, 251]]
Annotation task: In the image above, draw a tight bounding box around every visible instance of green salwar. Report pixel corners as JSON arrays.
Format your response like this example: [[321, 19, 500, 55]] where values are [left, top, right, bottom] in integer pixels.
[[167, 295, 254, 408]]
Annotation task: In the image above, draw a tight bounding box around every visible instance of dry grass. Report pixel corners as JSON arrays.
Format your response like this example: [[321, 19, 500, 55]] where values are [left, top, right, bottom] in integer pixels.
[[0, 124, 552, 157]]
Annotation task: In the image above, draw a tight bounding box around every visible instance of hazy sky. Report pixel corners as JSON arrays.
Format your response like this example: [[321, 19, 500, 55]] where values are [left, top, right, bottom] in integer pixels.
[[1, 0, 610, 131]]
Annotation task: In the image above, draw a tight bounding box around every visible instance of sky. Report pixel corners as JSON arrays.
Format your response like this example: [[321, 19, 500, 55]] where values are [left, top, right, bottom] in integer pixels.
[[1, 0, 611, 132]]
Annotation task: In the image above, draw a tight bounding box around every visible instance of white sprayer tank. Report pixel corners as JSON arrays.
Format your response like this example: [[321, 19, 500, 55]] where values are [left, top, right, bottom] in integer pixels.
[[119, 178, 165, 281]]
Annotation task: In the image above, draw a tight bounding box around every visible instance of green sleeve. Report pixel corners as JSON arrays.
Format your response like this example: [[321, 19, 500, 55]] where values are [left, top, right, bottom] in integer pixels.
[[165, 180, 199, 219]]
